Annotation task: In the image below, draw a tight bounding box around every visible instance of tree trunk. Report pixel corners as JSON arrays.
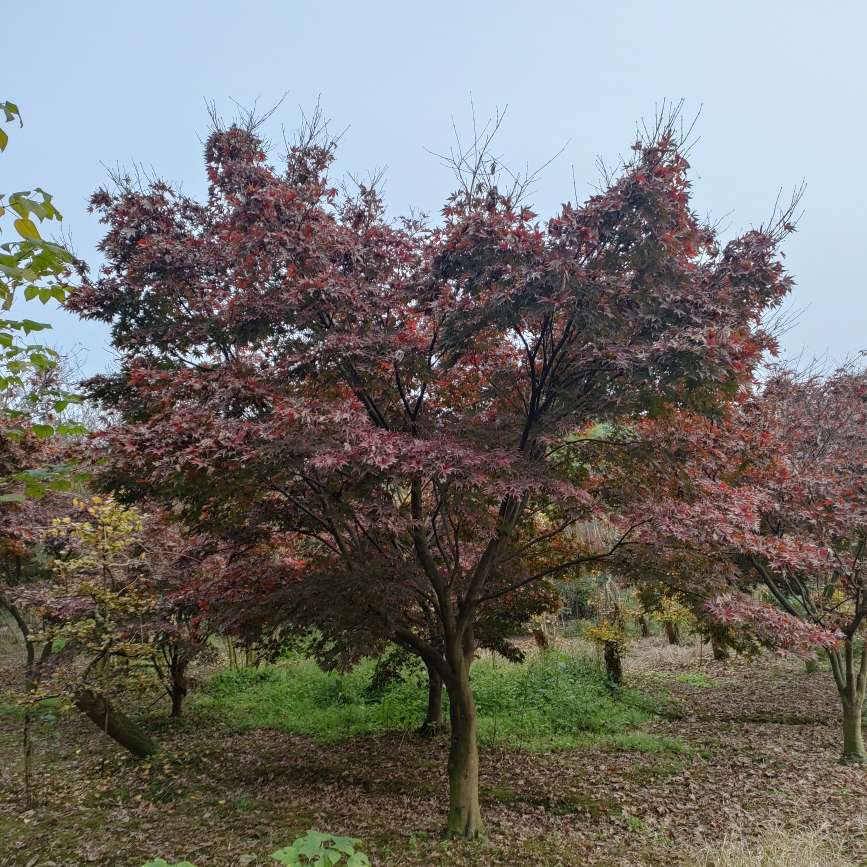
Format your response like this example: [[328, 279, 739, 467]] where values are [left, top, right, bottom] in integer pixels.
[[711, 636, 729, 661], [603, 642, 623, 686], [23, 639, 36, 809], [531, 626, 549, 650], [444, 655, 483, 838], [637, 614, 650, 639], [418, 662, 443, 737], [169, 658, 189, 718], [664, 621, 681, 646], [828, 640, 867, 764], [22, 707, 33, 808], [842, 698, 865, 764], [74, 689, 158, 758], [170, 685, 185, 718]]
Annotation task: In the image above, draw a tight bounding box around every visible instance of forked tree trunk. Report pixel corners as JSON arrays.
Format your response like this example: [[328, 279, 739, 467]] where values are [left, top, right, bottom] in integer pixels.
[[637, 613, 651, 638], [664, 621, 681, 646], [418, 663, 443, 737], [74, 689, 158, 758], [444, 652, 483, 838], [828, 639, 867, 764]]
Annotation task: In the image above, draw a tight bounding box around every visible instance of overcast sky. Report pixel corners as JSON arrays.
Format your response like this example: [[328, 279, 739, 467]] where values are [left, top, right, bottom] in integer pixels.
[[4, 1, 865, 376]]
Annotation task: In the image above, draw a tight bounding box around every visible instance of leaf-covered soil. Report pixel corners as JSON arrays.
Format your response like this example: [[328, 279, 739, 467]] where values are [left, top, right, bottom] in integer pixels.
[[1, 638, 866, 866]]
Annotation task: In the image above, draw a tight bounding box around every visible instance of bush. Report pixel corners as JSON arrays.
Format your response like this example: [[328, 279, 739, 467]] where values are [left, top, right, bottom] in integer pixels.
[[273, 830, 370, 866], [142, 830, 371, 867]]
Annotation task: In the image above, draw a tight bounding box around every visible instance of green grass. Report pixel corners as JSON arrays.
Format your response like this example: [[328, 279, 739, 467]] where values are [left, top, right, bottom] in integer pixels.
[[195, 650, 664, 752], [675, 672, 717, 687], [471, 652, 655, 750]]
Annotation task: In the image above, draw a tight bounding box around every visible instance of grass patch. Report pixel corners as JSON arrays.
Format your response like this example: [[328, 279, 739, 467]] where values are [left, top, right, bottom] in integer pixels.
[[675, 672, 718, 687], [195, 656, 427, 741], [195, 650, 657, 751], [472, 652, 654, 750], [600, 731, 687, 754], [482, 784, 620, 816]]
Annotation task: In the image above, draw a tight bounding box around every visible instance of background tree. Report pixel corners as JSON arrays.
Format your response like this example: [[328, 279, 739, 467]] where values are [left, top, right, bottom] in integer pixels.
[[584, 576, 630, 685], [70, 107, 796, 836], [38, 495, 219, 719], [609, 366, 867, 762]]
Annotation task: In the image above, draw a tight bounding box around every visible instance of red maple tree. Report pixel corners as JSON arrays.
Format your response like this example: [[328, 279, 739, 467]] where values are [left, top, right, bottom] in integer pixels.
[[70, 108, 796, 834], [608, 367, 867, 761]]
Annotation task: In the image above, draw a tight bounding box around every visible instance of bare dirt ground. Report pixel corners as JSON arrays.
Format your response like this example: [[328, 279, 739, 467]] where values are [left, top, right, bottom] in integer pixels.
[[1, 637, 866, 866]]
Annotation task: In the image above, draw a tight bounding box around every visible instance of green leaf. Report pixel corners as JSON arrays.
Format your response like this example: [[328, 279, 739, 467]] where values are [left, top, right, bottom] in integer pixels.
[[0, 128, 7, 152], [329, 836, 359, 855], [0, 492, 25, 503], [28, 352, 52, 370], [1, 101, 21, 124], [56, 422, 86, 436], [271, 847, 301, 865], [0, 263, 25, 279], [31, 423, 53, 438], [21, 319, 51, 334]]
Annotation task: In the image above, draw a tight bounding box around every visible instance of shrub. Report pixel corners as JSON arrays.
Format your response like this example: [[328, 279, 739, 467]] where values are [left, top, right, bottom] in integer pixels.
[[141, 830, 371, 867], [272, 830, 370, 866]]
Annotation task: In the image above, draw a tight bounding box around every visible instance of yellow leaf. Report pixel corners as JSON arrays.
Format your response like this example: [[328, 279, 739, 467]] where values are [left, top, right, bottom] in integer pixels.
[[14, 217, 40, 241]]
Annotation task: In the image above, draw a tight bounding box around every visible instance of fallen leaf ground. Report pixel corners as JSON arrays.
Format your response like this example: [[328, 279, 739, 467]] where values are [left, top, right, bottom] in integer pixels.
[[1, 638, 866, 866]]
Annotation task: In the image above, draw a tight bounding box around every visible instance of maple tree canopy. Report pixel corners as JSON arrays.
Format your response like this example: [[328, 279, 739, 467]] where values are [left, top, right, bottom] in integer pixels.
[[69, 109, 798, 834]]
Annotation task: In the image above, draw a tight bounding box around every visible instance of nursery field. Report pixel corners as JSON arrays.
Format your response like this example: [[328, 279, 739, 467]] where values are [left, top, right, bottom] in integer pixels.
[[1, 635, 865, 867]]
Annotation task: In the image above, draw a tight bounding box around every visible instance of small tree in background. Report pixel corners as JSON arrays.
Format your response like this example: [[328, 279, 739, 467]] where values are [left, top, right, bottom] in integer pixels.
[[40, 496, 218, 719], [657, 594, 694, 646], [0, 487, 223, 801]]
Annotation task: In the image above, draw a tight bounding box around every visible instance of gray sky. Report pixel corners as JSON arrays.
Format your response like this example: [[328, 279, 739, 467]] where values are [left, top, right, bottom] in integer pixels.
[[4, 1, 865, 376]]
